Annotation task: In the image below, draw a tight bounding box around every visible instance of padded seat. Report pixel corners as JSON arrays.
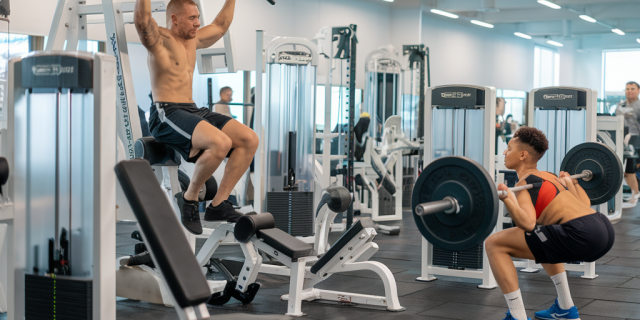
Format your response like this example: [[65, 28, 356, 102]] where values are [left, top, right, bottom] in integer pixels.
[[135, 136, 181, 166], [256, 228, 315, 262], [310, 220, 366, 274]]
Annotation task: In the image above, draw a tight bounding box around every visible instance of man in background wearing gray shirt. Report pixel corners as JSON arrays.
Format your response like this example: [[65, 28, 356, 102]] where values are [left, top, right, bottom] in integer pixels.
[[617, 81, 640, 208], [215, 86, 234, 118]]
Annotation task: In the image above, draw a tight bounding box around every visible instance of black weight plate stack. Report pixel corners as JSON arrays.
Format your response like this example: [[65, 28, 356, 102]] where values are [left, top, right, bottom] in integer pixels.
[[560, 142, 623, 206], [412, 156, 499, 252]]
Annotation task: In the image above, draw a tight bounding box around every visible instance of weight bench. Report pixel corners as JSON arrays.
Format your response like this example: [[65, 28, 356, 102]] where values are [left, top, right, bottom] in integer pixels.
[[115, 159, 213, 320], [195, 186, 403, 316], [232, 211, 404, 316]]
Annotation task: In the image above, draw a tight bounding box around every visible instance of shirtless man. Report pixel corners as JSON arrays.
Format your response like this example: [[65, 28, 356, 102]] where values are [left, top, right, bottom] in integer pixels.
[[134, 0, 258, 235], [487, 127, 614, 320]]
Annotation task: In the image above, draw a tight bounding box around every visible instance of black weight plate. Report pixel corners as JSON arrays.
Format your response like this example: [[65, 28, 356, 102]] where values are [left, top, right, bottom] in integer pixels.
[[560, 142, 623, 206], [412, 156, 499, 252]]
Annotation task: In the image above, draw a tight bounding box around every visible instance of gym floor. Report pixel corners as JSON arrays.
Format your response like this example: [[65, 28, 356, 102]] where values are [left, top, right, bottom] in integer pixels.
[[8, 206, 640, 320]]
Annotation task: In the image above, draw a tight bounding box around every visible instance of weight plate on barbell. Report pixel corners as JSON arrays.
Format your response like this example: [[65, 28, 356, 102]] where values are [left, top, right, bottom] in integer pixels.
[[412, 156, 499, 252], [560, 142, 623, 206]]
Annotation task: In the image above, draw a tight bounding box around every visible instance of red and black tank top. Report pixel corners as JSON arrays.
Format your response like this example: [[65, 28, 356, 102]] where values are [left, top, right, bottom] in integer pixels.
[[524, 174, 566, 219]]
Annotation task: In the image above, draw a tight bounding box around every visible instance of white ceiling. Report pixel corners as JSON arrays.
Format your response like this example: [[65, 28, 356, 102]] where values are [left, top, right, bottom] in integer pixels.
[[388, 0, 640, 41]]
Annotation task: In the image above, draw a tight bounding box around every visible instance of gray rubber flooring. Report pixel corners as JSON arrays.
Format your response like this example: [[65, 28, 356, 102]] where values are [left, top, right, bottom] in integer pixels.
[[107, 205, 640, 320], [4, 205, 639, 320]]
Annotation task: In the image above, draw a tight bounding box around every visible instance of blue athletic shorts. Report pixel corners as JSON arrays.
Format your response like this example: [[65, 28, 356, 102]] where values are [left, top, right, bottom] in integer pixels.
[[148, 102, 233, 163]]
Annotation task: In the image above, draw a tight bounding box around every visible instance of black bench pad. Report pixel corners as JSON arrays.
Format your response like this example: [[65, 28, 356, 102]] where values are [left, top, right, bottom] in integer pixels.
[[310, 220, 366, 274], [135, 136, 181, 166], [115, 159, 210, 308], [256, 228, 315, 262]]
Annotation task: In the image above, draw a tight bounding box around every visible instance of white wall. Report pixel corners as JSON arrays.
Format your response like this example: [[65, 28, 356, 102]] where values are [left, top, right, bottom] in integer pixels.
[[12, 0, 606, 100], [128, 43, 154, 112], [557, 40, 601, 92], [201, 0, 395, 87], [421, 13, 534, 91]]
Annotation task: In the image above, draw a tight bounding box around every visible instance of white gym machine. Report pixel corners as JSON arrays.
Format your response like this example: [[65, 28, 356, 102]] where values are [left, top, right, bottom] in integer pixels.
[[43, 0, 243, 308], [253, 32, 319, 235], [596, 114, 624, 221], [7, 51, 117, 320], [355, 45, 403, 222], [313, 25, 357, 200], [418, 84, 498, 289], [506, 86, 599, 278]]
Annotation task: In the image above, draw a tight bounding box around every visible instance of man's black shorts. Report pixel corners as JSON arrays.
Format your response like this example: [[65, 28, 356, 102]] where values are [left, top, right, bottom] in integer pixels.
[[148, 102, 233, 162], [524, 212, 614, 264], [626, 158, 636, 174]]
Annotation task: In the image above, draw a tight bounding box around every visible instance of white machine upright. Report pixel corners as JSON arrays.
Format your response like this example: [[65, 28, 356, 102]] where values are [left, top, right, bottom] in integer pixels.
[[419, 84, 497, 289]]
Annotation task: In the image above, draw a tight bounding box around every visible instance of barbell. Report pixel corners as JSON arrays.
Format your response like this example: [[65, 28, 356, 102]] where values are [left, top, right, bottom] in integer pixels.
[[412, 142, 623, 252]]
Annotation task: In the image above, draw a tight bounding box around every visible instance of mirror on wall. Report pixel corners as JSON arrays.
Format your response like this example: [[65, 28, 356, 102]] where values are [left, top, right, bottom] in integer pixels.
[[495, 89, 528, 155]]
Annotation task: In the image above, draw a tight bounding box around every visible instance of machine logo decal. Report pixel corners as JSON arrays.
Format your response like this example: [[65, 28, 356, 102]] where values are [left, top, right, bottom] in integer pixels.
[[32, 65, 75, 76], [440, 92, 471, 99], [543, 94, 573, 100]]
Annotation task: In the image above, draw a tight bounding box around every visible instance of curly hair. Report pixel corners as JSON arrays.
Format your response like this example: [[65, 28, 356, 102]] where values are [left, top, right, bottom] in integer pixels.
[[513, 126, 549, 159]]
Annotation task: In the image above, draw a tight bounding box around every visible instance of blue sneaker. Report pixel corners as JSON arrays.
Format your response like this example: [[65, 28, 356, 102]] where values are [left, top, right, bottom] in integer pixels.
[[503, 310, 531, 320], [534, 299, 580, 319]]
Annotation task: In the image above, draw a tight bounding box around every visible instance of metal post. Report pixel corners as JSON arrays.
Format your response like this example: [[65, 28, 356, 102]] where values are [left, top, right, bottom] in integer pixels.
[[345, 25, 357, 229], [254, 30, 264, 213]]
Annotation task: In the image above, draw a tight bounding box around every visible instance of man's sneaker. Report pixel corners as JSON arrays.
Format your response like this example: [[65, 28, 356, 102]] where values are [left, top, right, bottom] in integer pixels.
[[204, 200, 243, 222], [502, 310, 531, 320], [175, 192, 203, 235], [534, 299, 580, 320]]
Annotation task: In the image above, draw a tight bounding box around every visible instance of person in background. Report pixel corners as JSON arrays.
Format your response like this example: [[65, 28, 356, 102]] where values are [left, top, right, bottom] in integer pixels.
[[616, 81, 640, 208], [496, 97, 506, 155], [215, 86, 233, 118], [504, 114, 518, 144]]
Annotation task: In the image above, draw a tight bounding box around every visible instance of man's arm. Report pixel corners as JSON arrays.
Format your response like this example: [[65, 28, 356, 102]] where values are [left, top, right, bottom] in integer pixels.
[[134, 0, 162, 51], [196, 0, 236, 49], [559, 172, 590, 205], [498, 182, 537, 231]]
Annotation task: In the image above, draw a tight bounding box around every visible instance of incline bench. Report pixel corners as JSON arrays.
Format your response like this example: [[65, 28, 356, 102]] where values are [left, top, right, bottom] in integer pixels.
[[116, 159, 212, 319], [230, 210, 405, 316], [115, 159, 291, 319], [115, 137, 227, 307]]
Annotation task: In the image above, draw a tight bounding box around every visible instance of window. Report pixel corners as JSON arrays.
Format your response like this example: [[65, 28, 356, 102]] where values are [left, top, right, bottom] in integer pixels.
[[315, 85, 362, 132], [601, 49, 640, 113], [0, 33, 30, 120], [533, 46, 559, 88], [194, 70, 246, 120], [496, 89, 527, 125]]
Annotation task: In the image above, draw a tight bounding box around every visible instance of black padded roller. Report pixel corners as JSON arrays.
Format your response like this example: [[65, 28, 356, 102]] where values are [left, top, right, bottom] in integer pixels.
[[203, 176, 218, 201], [234, 212, 276, 243], [134, 136, 181, 166], [0, 157, 9, 185], [326, 186, 352, 213]]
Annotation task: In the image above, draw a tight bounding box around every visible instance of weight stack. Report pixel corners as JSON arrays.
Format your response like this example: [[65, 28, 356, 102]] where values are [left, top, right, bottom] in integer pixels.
[[266, 191, 313, 236], [432, 244, 483, 270], [378, 187, 395, 216], [25, 274, 92, 320], [402, 167, 415, 207]]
